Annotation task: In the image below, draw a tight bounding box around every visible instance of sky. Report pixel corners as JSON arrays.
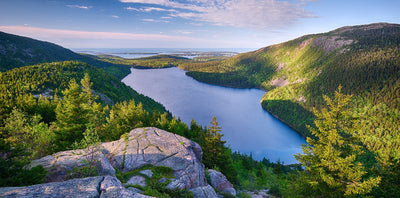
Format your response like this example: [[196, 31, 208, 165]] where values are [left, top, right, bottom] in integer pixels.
[[0, 0, 399, 49]]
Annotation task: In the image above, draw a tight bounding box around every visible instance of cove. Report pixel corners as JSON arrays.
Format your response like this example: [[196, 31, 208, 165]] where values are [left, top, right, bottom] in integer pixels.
[[122, 67, 306, 164]]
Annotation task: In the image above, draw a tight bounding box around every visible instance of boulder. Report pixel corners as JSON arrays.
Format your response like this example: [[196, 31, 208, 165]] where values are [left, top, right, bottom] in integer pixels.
[[208, 169, 236, 196], [0, 175, 156, 198], [102, 127, 207, 189], [100, 176, 152, 198], [125, 175, 147, 187], [0, 176, 103, 198], [29, 148, 115, 182], [24, 127, 215, 197], [139, 169, 153, 178], [190, 184, 219, 198]]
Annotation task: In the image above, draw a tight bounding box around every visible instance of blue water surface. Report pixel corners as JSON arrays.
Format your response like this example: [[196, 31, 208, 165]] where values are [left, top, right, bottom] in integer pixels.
[[122, 67, 306, 164]]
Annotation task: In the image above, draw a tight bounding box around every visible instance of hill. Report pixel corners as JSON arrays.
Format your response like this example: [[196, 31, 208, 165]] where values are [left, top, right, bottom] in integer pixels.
[[0, 31, 130, 79], [181, 23, 400, 136], [86, 54, 190, 69], [0, 61, 166, 114]]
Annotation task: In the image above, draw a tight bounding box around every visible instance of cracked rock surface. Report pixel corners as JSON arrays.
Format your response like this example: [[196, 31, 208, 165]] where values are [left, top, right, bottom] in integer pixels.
[[1, 127, 216, 198]]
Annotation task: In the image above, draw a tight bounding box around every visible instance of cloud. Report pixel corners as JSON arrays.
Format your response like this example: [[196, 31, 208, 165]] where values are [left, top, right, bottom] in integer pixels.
[[142, 18, 170, 23], [0, 25, 264, 48], [111, 15, 120, 18], [120, 0, 316, 29], [0, 26, 185, 41], [125, 6, 175, 12], [142, 19, 156, 22], [176, 30, 193, 34], [67, 5, 92, 9]]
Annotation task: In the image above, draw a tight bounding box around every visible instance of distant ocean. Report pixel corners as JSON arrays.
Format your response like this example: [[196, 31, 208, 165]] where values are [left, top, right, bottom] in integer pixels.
[[71, 48, 256, 59]]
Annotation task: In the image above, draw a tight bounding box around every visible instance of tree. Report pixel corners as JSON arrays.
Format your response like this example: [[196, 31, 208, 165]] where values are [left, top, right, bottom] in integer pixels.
[[54, 74, 103, 150], [295, 86, 380, 197], [2, 108, 54, 158], [202, 116, 237, 183], [203, 116, 225, 167]]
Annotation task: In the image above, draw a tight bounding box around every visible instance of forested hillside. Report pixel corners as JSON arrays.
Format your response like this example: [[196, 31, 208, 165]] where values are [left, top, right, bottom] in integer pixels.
[[0, 61, 165, 114], [0, 31, 130, 79], [87, 54, 190, 69], [0, 61, 241, 192], [178, 23, 400, 196], [178, 23, 400, 137]]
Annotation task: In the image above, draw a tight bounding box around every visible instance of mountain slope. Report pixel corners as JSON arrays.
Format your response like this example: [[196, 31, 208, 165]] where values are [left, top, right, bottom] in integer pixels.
[[0, 61, 167, 113], [0, 31, 130, 79], [182, 23, 400, 136]]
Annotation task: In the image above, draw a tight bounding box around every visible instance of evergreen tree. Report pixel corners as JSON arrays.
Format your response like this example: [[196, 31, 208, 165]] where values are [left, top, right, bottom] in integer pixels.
[[203, 116, 225, 167], [54, 74, 103, 150], [202, 116, 237, 183], [54, 79, 88, 150], [295, 86, 381, 197]]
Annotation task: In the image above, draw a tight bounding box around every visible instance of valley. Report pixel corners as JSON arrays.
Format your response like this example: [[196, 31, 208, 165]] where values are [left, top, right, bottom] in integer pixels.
[[0, 22, 399, 197]]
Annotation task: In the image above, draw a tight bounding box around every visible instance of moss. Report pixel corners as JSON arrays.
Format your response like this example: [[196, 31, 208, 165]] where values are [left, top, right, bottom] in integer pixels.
[[115, 165, 193, 198]]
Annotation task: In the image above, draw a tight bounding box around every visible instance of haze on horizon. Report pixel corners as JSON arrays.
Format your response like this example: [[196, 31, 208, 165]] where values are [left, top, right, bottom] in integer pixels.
[[0, 0, 399, 49]]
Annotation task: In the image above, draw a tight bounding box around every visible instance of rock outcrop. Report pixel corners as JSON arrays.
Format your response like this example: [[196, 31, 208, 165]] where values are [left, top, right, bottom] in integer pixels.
[[208, 169, 236, 196], [1, 127, 218, 198], [0, 176, 104, 198]]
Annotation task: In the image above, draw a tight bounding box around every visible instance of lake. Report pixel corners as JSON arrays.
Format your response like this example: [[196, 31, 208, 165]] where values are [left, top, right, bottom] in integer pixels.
[[122, 67, 306, 164]]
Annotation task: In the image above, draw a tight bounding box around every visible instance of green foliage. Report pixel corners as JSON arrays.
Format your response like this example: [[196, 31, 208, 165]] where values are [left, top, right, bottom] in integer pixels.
[[201, 117, 237, 183], [91, 54, 189, 69], [2, 108, 55, 158], [295, 87, 381, 197], [0, 141, 47, 187], [0, 61, 166, 112], [54, 76, 103, 150], [68, 126, 101, 179], [116, 165, 193, 198], [66, 164, 98, 179], [104, 100, 148, 140], [231, 151, 302, 197]]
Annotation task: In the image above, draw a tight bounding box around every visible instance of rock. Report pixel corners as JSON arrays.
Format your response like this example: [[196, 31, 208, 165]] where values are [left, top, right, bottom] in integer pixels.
[[29, 148, 115, 182], [0, 176, 103, 198], [100, 176, 135, 198], [99, 175, 154, 198], [103, 127, 207, 189], [127, 187, 143, 194], [238, 190, 271, 198], [158, 177, 167, 183], [190, 184, 218, 198], [24, 127, 216, 197], [139, 169, 153, 178], [208, 169, 236, 196], [125, 175, 147, 187], [100, 176, 123, 192]]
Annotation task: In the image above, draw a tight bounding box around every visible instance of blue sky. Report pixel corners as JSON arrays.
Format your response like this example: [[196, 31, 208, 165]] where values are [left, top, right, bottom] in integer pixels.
[[0, 0, 399, 49]]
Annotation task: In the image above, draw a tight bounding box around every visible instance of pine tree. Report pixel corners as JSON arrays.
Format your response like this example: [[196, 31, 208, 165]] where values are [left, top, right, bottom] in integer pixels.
[[54, 74, 103, 150], [295, 86, 381, 197], [203, 116, 225, 167]]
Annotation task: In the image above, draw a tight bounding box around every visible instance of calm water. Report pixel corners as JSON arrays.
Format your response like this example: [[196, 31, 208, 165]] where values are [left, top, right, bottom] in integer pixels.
[[73, 48, 255, 59], [122, 67, 306, 163]]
